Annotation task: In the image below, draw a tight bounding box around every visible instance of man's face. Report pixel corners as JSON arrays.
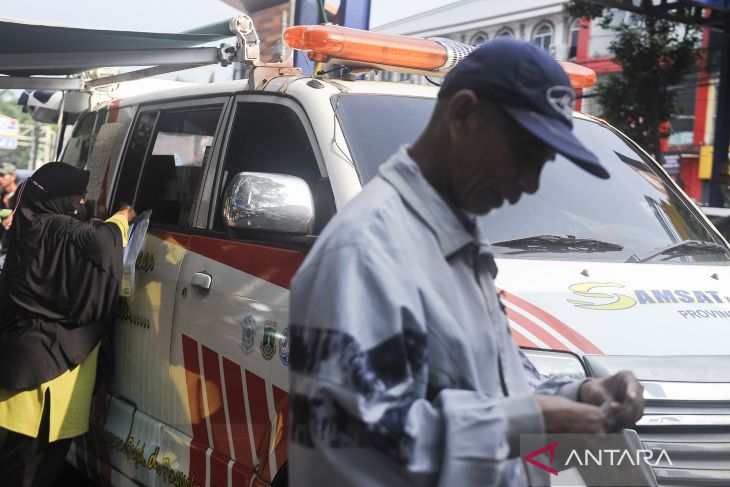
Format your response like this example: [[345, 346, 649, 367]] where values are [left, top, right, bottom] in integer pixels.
[[0, 173, 14, 190], [447, 99, 555, 215]]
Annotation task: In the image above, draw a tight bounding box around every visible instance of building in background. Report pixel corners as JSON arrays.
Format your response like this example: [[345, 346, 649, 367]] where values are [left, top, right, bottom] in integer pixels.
[[374, 1, 578, 80], [373, 0, 723, 204]]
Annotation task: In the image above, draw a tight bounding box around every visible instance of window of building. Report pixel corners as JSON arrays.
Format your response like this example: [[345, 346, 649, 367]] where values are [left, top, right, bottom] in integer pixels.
[[470, 32, 488, 45], [589, 9, 639, 57], [568, 20, 580, 59], [496, 28, 514, 38], [532, 23, 553, 51]]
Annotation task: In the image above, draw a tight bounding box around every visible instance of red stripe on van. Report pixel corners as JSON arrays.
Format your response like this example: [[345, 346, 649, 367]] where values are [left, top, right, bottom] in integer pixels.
[[232, 462, 247, 487], [504, 307, 570, 351], [185, 234, 305, 289], [188, 441, 207, 487], [147, 229, 190, 249], [181, 334, 208, 483], [222, 357, 255, 469], [146, 230, 303, 289], [201, 345, 232, 458], [210, 451, 229, 487], [271, 385, 289, 475], [245, 370, 272, 483], [507, 326, 539, 348], [500, 290, 603, 354]]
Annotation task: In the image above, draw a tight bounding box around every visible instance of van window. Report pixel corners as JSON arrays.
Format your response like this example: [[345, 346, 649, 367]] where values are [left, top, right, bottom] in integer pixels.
[[113, 111, 157, 211], [135, 107, 222, 227], [214, 100, 332, 234], [62, 106, 134, 218], [336, 94, 730, 264], [64, 111, 98, 166]]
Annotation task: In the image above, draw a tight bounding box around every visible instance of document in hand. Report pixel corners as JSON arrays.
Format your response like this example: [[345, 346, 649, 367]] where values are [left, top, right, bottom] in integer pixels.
[[120, 209, 152, 297]]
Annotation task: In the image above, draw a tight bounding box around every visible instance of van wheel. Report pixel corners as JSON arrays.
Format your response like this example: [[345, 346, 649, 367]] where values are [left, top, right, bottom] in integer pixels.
[[272, 463, 288, 487]]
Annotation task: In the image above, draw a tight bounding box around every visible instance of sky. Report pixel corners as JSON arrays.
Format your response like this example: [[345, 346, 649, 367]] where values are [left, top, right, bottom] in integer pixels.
[[1, 0, 453, 82], [0, 0, 453, 31]]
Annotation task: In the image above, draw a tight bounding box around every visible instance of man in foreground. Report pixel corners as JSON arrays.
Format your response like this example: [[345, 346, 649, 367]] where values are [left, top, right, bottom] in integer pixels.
[[289, 38, 644, 486]]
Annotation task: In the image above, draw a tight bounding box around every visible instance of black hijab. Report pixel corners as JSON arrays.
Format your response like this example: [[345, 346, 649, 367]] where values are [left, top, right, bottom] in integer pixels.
[[0, 162, 124, 389]]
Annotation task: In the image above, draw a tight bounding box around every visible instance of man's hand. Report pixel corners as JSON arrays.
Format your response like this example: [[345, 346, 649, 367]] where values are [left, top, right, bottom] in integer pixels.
[[536, 395, 606, 434], [578, 371, 644, 431]]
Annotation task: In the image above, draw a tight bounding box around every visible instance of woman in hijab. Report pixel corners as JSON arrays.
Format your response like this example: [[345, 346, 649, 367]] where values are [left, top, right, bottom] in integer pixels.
[[0, 162, 135, 486]]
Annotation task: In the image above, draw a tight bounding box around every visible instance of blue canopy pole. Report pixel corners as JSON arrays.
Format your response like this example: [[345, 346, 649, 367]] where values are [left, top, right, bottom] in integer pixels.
[[341, 0, 371, 31], [293, 0, 321, 72], [293, 0, 371, 72]]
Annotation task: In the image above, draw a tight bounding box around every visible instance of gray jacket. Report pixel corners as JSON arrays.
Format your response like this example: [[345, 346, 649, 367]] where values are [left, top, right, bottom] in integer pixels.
[[289, 146, 580, 486]]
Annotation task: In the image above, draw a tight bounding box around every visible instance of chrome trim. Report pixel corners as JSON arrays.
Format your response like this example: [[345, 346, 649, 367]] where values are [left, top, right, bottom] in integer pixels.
[[642, 441, 730, 455], [642, 381, 730, 401], [222, 172, 314, 235], [629, 378, 730, 485], [623, 429, 660, 487], [653, 467, 730, 481], [584, 355, 730, 382], [430, 38, 474, 72], [638, 414, 730, 426]]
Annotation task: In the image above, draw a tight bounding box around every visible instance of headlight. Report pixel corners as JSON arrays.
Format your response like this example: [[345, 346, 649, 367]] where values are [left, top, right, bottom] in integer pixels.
[[522, 349, 587, 382]]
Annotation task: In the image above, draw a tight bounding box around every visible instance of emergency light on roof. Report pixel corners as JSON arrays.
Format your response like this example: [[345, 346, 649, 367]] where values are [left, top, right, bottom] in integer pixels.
[[283, 24, 597, 88]]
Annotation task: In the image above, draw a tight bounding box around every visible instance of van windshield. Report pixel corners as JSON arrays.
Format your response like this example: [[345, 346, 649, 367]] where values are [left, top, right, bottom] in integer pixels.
[[336, 94, 730, 264]]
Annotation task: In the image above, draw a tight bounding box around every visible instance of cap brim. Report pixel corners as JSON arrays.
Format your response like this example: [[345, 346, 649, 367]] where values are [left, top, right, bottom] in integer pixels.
[[502, 105, 609, 179]]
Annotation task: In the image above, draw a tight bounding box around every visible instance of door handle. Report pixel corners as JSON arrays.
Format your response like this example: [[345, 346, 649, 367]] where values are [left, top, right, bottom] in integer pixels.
[[191, 272, 212, 291]]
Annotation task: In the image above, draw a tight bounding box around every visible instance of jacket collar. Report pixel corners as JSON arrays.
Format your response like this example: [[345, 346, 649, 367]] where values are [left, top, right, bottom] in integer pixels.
[[379, 145, 478, 258]]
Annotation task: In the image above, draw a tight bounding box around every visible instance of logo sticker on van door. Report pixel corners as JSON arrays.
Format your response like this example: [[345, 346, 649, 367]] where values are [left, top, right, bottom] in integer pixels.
[[261, 321, 278, 360], [279, 327, 290, 367], [241, 315, 257, 355], [568, 282, 730, 312], [568, 282, 636, 310]]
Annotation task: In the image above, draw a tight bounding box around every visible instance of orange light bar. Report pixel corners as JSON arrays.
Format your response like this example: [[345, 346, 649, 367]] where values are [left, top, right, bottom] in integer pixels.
[[285, 24, 597, 89], [284, 25, 448, 71], [558, 61, 597, 89]]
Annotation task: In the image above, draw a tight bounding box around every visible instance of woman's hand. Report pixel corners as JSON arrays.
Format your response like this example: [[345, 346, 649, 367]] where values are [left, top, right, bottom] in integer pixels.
[[115, 205, 137, 224]]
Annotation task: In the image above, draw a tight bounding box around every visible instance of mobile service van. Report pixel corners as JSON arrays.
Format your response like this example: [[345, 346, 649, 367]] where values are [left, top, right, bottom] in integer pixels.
[[60, 20, 730, 487]]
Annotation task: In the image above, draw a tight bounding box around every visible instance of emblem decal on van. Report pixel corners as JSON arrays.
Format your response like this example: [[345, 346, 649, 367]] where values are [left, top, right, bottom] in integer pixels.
[[261, 320, 278, 361], [241, 315, 257, 355], [568, 282, 730, 312], [279, 327, 290, 367], [568, 282, 636, 310]]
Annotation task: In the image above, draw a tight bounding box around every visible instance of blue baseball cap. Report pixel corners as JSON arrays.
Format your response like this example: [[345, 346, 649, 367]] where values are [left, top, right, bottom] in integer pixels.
[[439, 38, 609, 179]]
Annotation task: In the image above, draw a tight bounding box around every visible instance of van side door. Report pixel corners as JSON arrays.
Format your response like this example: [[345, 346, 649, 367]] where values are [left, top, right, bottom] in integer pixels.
[[104, 98, 230, 486], [170, 94, 335, 486]]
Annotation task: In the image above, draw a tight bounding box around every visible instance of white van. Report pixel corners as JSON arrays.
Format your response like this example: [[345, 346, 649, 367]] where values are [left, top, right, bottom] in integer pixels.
[[59, 24, 730, 487]]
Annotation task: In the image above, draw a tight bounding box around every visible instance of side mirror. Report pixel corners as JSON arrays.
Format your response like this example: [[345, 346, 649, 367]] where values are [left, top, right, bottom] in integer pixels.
[[222, 172, 314, 235]]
